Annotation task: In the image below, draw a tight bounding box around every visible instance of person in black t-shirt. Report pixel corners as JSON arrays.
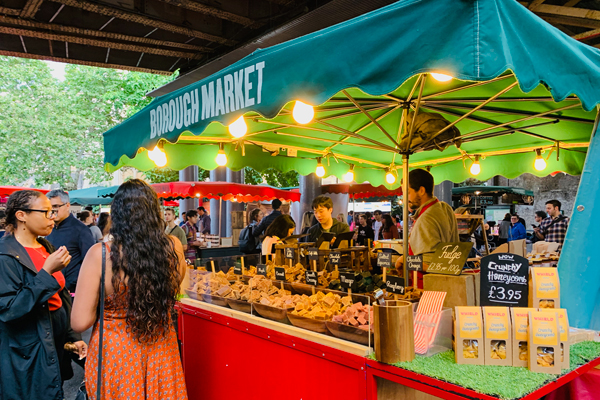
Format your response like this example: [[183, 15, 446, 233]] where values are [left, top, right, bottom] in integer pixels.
[[355, 214, 374, 246]]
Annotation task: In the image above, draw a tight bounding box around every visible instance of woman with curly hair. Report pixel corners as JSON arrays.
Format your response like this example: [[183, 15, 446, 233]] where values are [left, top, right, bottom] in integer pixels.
[[72, 179, 188, 399]]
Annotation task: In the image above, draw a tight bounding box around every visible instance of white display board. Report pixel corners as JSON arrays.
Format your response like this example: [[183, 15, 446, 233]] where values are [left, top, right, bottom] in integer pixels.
[[348, 201, 391, 213]]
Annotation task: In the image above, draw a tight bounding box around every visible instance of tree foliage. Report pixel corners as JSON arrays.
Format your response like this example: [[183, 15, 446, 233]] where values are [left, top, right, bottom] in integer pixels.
[[243, 167, 299, 188], [0, 57, 174, 189]]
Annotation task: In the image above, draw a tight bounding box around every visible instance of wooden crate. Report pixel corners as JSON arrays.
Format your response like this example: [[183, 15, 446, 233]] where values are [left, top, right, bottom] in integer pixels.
[[423, 273, 480, 308], [232, 228, 244, 246], [231, 211, 247, 229]]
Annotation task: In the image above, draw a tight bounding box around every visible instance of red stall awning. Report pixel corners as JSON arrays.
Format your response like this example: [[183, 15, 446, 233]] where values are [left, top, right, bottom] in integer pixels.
[[0, 186, 51, 197], [151, 182, 301, 203], [321, 183, 402, 200]]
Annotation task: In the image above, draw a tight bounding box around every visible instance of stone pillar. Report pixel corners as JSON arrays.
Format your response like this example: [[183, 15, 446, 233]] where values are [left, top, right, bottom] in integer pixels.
[[226, 169, 244, 237], [179, 166, 198, 218], [210, 167, 228, 236], [434, 180, 453, 205], [297, 173, 321, 233]]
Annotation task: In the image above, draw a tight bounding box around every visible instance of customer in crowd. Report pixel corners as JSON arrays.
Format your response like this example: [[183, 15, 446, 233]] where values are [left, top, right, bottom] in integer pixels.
[[347, 210, 354, 226], [72, 179, 188, 400], [498, 213, 512, 245], [262, 214, 296, 256], [0, 209, 6, 238], [254, 199, 284, 238], [380, 214, 400, 239], [182, 210, 201, 263], [165, 208, 188, 251], [0, 190, 86, 400], [78, 210, 103, 242], [349, 214, 357, 232], [97, 212, 111, 242], [531, 211, 547, 243], [179, 211, 187, 227], [304, 196, 349, 242], [508, 214, 527, 242], [47, 190, 96, 292], [300, 211, 315, 235], [196, 206, 211, 234], [365, 212, 373, 227], [239, 209, 262, 254], [535, 200, 570, 248], [372, 210, 383, 241], [355, 214, 374, 246], [336, 213, 345, 224]]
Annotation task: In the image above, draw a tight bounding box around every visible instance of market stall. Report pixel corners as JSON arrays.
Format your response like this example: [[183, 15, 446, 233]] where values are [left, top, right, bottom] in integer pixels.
[[103, 0, 600, 398]]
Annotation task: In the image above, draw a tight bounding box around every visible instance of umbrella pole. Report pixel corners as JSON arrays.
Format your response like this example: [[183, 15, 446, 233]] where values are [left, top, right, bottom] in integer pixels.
[[219, 196, 222, 238], [402, 154, 409, 285]]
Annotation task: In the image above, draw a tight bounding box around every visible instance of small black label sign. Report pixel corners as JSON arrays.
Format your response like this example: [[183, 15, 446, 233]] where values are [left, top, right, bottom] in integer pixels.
[[305, 270, 318, 286], [307, 248, 319, 261], [275, 267, 286, 281], [480, 253, 529, 307], [257, 264, 267, 276], [285, 248, 295, 259], [427, 242, 473, 275], [340, 272, 355, 290], [233, 262, 242, 275], [377, 252, 392, 268], [386, 275, 405, 294], [406, 255, 423, 272], [329, 251, 341, 266]]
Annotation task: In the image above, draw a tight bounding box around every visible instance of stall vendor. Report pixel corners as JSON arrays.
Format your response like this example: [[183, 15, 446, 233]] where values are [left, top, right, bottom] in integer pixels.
[[396, 169, 459, 284], [304, 196, 349, 242]]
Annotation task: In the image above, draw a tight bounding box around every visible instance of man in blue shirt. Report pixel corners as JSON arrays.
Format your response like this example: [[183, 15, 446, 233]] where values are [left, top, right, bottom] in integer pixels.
[[508, 214, 527, 242], [46, 190, 96, 292]]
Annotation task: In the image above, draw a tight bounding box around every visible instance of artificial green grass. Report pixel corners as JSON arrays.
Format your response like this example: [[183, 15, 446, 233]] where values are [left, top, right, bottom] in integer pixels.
[[368, 341, 600, 400]]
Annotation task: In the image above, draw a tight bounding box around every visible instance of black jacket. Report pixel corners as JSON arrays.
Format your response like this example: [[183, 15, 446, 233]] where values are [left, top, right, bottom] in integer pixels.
[[356, 224, 375, 246], [304, 219, 350, 243], [47, 213, 96, 292], [0, 234, 81, 400], [253, 210, 283, 238]]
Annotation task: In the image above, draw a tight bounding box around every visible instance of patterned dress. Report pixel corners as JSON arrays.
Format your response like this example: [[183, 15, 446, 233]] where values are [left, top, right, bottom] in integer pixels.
[[85, 285, 187, 400]]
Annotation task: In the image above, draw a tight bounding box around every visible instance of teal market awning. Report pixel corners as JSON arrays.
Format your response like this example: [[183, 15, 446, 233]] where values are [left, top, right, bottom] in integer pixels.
[[452, 186, 534, 197], [68, 186, 115, 205]]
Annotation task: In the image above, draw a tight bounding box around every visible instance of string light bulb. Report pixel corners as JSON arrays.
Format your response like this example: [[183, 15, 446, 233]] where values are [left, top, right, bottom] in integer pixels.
[[315, 158, 326, 178], [148, 145, 167, 167], [534, 149, 547, 171], [344, 164, 355, 182], [470, 156, 481, 176], [293, 101, 315, 124], [215, 143, 228, 166], [431, 73, 453, 82], [228, 116, 247, 138], [385, 168, 396, 185]]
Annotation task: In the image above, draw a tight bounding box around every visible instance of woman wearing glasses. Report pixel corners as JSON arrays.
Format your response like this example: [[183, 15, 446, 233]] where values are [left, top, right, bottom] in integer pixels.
[[0, 190, 87, 400]]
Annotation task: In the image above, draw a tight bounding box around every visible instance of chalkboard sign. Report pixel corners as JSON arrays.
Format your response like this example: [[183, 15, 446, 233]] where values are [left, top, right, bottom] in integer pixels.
[[257, 264, 267, 276], [305, 271, 318, 286], [386, 275, 405, 295], [329, 251, 341, 266], [427, 242, 473, 275], [480, 253, 529, 307], [307, 248, 319, 261], [285, 248, 295, 259], [233, 262, 242, 275], [340, 272, 356, 291], [406, 255, 423, 272], [275, 267, 286, 281], [377, 252, 392, 268]]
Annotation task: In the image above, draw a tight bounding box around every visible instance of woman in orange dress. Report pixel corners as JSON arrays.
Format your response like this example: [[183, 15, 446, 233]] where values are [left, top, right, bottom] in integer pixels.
[[72, 179, 188, 400]]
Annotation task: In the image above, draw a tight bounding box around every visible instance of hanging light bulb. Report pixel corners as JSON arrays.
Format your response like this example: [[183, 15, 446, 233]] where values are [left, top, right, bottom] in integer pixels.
[[293, 101, 315, 124], [385, 168, 396, 185], [470, 155, 481, 176], [315, 158, 326, 178], [344, 164, 355, 183], [431, 73, 453, 82], [215, 143, 228, 166], [534, 149, 547, 171], [228, 116, 247, 138], [148, 145, 167, 167]]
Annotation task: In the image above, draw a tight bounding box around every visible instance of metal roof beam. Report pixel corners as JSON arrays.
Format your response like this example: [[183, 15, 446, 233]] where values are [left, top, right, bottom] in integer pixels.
[[156, 0, 259, 27], [20, 0, 45, 18]]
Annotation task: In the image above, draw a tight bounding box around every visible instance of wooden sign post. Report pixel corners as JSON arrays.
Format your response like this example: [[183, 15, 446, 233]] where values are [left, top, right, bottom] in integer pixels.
[[406, 254, 423, 288], [340, 271, 355, 296], [329, 251, 341, 272], [257, 264, 267, 277], [210, 260, 216, 274]]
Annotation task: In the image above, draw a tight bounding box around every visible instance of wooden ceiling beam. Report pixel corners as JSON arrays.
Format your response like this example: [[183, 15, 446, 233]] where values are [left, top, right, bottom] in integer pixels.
[[572, 28, 600, 40], [20, 0, 45, 18], [563, 0, 582, 6], [46, 0, 237, 45], [0, 15, 210, 51], [0, 49, 171, 74], [541, 15, 600, 29], [156, 0, 260, 27], [526, 3, 600, 21], [528, 0, 547, 9], [0, 25, 203, 59], [0, 7, 21, 16]]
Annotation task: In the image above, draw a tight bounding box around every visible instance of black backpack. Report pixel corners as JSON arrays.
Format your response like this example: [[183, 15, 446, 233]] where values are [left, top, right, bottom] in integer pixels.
[[238, 224, 258, 254]]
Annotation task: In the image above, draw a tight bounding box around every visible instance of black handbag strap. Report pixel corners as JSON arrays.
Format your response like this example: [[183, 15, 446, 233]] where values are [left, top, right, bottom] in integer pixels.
[[97, 243, 106, 399]]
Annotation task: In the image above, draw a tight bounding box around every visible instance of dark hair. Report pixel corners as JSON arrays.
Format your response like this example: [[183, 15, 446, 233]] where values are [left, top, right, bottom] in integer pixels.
[[546, 200, 561, 210], [264, 214, 296, 239], [311, 195, 333, 210], [77, 210, 91, 222], [408, 169, 434, 196], [197, 206, 206, 212], [84, 206, 94, 212], [271, 199, 282, 210], [109, 179, 181, 343], [97, 212, 110, 236], [164, 208, 175, 215], [182, 211, 187, 215], [535, 211, 547, 219], [348, 211, 353, 215], [186, 210, 198, 218], [5, 190, 45, 234], [382, 214, 394, 231], [250, 208, 261, 222], [503, 213, 512, 221], [374, 210, 382, 216]]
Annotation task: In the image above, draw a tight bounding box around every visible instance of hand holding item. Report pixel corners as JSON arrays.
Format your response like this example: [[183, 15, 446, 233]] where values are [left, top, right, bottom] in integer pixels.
[[73, 341, 88, 359], [42, 246, 72, 275]]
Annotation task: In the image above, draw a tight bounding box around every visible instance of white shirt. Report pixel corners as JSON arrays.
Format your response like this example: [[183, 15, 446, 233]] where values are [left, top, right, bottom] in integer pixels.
[[373, 220, 383, 241]]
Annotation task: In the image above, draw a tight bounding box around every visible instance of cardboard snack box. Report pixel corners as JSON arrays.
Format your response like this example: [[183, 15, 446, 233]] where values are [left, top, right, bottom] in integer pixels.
[[529, 267, 560, 309], [528, 310, 561, 374], [483, 307, 512, 366], [540, 308, 570, 369], [455, 306, 485, 365], [511, 308, 536, 367]]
